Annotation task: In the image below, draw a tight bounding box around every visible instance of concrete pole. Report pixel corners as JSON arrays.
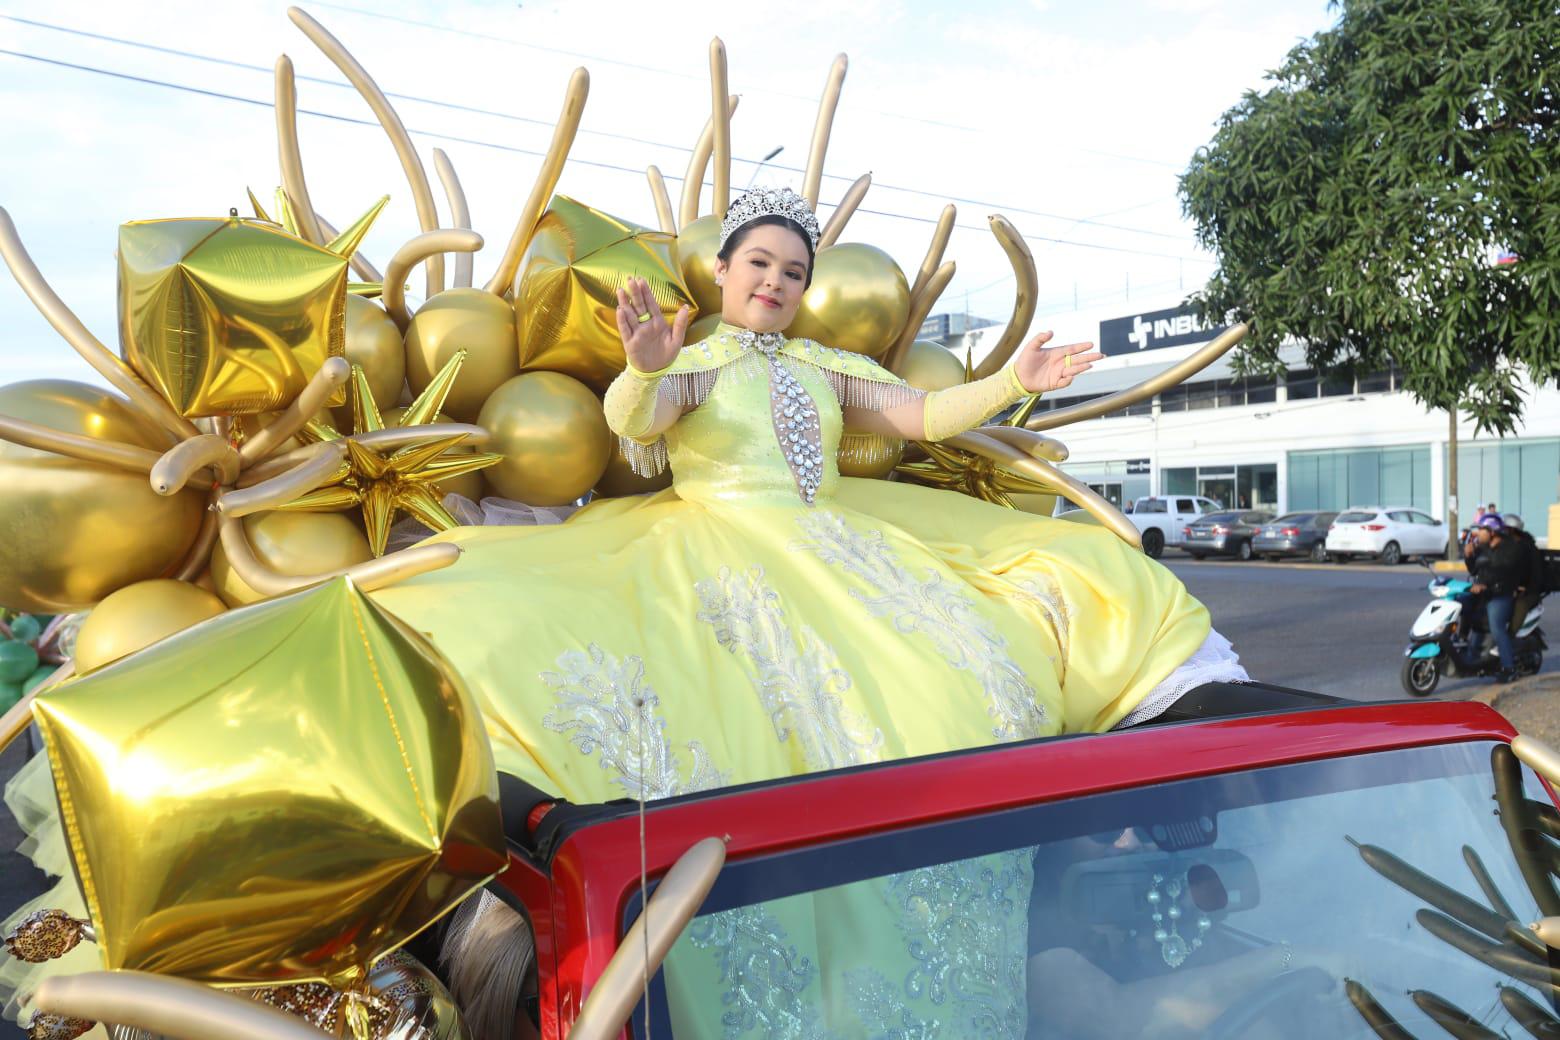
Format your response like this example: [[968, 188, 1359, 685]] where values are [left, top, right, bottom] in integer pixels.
[[1447, 403, 1460, 560]]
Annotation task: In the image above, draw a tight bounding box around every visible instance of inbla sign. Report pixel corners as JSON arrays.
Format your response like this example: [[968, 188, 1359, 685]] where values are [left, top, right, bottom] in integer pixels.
[[1100, 305, 1228, 357]]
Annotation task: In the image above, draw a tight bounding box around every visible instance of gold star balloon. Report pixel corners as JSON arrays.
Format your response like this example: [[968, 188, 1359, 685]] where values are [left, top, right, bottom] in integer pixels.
[[276, 352, 504, 556], [30, 577, 507, 988], [514, 194, 695, 392]]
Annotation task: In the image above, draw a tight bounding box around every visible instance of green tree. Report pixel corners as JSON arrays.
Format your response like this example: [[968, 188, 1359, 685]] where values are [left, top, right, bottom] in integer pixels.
[[1180, 0, 1558, 434]]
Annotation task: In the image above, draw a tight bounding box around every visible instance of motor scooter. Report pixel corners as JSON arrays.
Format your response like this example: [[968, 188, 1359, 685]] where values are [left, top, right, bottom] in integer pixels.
[[1401, 562, 1546, 695]]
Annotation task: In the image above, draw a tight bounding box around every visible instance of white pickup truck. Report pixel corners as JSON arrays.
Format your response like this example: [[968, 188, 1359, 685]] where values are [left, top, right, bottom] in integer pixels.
[[1126, 495, 1222, 558]]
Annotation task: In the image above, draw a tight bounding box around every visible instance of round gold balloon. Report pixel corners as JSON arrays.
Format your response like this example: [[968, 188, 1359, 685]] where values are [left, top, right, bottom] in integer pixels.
[[515, 196, 695, 392], [478, 372, 611, 506], [0, 380, 206, 613], [404, 288, 518, 423], [684, 312, 724, 347], [30, 577, 506, 986], [342, 294, 406, 420], [676, 213, 722, 318], [1012, 492, 1061, 517], [899, 339, 968, 391], [208, 511, 373, 607], [837, 432, 906, 480], [785, 243, 910, 358], [383, 406, 484, 503], [73, 579, 228, 674], [594, 436, 674, 498]]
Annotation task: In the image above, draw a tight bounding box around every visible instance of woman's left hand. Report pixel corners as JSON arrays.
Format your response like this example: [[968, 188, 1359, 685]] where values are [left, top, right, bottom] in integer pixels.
[[1013, 331, 1104, 394]]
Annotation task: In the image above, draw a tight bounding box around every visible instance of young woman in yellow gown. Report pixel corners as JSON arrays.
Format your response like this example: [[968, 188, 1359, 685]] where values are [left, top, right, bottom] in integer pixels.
[[2, 188, 1237, 1039], [367, 187, 1215, 803]]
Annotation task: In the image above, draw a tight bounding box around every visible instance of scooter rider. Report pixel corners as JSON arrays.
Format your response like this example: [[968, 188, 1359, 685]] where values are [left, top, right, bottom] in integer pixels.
[[1465, 514, 1524, 683]]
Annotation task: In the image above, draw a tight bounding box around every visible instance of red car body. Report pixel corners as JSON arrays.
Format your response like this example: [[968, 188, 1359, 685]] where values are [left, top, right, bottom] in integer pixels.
[[490, 700, 1530, 1040]]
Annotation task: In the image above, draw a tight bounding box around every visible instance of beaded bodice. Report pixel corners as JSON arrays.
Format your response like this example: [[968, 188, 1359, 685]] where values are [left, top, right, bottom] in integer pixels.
[[620, 323, 920, 507]]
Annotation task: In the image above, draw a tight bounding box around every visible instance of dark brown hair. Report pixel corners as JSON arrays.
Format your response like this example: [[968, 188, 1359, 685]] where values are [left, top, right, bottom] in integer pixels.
[[716, 215, 816, 289]]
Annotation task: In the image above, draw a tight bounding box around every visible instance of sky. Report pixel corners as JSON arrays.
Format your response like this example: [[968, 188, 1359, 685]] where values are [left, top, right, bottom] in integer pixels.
[[0, 0, 1337, 385]]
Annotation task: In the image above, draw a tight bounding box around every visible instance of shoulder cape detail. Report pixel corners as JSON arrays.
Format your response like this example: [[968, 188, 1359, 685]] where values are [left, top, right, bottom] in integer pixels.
[[661, 329, 924, 412]]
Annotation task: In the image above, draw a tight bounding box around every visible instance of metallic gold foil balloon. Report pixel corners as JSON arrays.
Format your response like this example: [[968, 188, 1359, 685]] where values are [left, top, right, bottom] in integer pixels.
[[1012, 492, 1060, 516], [0, 380, 205, 613], [73, 579, 227, 674], [343, 294, 406, 416], [403, 288, 518, 422], [383, 407, 483, 503], [118, 216, 349, 417], [899, 339, 967, 391], [31, 576, 507, 986], [836, 432, 906, 479], [208, 511, 373, 607], [594, 437, 674, 498], [478, 372, 611, 506], [785, 243, 910, 358], [684, 312, 724, 347], [675, 213, 722, 318], [515, 196, 694, 392]]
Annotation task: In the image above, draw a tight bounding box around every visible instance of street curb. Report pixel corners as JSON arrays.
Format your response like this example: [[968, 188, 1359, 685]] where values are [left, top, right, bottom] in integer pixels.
[[1465, 672, 1560, 745]]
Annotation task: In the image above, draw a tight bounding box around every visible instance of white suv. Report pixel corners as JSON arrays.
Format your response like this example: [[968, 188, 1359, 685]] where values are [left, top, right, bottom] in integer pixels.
[[1324, 507, 1449, 565]]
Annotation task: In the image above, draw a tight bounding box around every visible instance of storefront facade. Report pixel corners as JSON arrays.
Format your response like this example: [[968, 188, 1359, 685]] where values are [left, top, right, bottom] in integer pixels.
[[957, 297, 1560, 544]]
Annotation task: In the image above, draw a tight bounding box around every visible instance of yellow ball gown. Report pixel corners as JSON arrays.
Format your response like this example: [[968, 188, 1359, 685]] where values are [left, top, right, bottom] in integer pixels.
[[370, 326, 1211, 796], [2, 324, 1213, 1037]]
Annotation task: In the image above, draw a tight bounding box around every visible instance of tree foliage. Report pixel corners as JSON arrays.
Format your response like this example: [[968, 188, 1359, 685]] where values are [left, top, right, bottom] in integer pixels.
[[1180, 0, 1558, 433]]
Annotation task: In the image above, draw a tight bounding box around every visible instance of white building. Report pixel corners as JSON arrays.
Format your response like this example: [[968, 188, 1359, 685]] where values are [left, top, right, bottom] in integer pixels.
[[948, 297, 1560, 545]]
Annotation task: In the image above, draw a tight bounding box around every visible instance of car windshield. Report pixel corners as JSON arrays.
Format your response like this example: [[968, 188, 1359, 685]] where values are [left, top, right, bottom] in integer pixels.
[[1275, 513, 1314, 525], [643, 742, 1556, 1039], [1337, 511, 1378, 523]]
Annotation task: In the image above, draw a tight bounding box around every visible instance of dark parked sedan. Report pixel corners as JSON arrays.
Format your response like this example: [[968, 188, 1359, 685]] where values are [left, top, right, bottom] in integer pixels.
[[1182, 510, 1274, 560], [1252, 511, 1339, 563]]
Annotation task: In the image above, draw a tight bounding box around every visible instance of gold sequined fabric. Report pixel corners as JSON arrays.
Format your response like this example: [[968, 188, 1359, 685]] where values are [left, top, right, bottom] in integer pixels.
[[3, 909, 88, 963]]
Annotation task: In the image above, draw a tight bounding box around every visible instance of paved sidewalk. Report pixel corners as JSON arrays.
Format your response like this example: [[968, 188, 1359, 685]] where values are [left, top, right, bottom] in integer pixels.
[[1467, 671, 1560, 745]]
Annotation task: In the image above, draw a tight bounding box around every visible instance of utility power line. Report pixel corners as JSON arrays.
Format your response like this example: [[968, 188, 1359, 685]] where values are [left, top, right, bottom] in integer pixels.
[[2, 13, 1194, 242], [0, 47, 1218, 266]]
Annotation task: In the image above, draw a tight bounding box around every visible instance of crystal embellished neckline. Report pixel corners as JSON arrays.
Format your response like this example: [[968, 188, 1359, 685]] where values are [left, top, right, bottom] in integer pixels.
[[711, 323, 824, 504]]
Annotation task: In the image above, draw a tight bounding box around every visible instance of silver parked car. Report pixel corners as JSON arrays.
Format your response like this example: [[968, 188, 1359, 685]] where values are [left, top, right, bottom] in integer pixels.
[[1182, 510, 1274, 561], [1252, 511, 1339, 563]]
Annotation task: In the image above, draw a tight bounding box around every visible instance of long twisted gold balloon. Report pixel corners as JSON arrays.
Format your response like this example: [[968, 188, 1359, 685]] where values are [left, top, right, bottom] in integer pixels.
[[288, 7, 445, 298], [646, 165, 676, 234], [802, 54, 848, 208], [818, 172, 871, 249], [432, 148, 474, 289], [484, 67, 590, 296], [383, 230, 484, 328], [972, 215, 1038, 380], [709, 38, 732, 219], [273, 55, 325, 246], [678, 94, 740, 229]]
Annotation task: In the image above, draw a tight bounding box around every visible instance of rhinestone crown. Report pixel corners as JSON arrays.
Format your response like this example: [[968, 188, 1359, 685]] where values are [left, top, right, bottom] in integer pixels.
[[718, 187, 821, 251]]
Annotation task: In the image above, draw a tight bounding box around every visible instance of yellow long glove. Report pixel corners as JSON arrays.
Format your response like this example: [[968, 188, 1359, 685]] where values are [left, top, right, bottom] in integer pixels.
[[602, 361, 670, 441], [922, 367, 1032, 442]]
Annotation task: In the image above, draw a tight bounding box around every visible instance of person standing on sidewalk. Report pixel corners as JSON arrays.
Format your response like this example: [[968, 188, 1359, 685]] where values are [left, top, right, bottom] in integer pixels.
[[1467, 515, 1524, 683]]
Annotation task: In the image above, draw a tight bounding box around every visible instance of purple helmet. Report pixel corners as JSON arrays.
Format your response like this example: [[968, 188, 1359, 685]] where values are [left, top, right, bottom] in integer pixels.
[[1478, 514, 1505, 532]]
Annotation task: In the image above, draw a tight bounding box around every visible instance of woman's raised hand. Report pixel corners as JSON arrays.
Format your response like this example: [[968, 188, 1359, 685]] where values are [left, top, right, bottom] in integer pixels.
[[1012, 330, 1104, 395], [615, 276, 690, 373]]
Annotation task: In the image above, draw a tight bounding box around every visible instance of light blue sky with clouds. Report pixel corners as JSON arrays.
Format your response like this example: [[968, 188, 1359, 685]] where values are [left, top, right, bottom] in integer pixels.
[[0, 0, 1335, 384]]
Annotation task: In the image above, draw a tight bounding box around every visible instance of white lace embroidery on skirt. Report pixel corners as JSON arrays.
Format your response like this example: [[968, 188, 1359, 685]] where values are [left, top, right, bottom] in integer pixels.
[[1112, 628, 1249, 729]]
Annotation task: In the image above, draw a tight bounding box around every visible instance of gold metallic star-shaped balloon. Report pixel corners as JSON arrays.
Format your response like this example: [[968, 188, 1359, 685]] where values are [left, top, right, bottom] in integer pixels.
[[276, 351, 504, 555]]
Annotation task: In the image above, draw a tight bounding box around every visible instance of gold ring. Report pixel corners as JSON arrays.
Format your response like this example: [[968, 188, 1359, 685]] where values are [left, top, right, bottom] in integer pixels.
[[1063, 353, 1072, 369], [636, 312, 652, 324]]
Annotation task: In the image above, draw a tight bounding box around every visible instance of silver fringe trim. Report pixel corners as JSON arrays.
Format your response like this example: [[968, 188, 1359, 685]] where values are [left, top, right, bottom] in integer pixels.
[[661, 368, 720, 408], [838, 432, 906, 467], [823, 369, 925, 411], [619, 435, 669, 478]]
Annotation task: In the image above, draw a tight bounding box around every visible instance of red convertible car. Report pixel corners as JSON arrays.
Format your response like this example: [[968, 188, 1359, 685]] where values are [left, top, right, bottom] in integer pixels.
[[486, 684, 1560, 1039]]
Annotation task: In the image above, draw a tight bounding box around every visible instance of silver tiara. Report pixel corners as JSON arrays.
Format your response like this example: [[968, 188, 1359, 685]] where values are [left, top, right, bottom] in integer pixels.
[[719, 187, 820, 251]]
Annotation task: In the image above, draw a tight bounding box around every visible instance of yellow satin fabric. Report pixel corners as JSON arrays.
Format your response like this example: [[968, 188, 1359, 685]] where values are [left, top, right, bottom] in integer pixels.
[[372, 337, 1209, 795]]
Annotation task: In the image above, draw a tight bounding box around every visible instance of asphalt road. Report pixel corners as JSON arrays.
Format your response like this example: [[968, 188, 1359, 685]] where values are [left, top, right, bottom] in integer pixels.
[[1160, 553, 1558, 701], [2, 557, 1554, 953]]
